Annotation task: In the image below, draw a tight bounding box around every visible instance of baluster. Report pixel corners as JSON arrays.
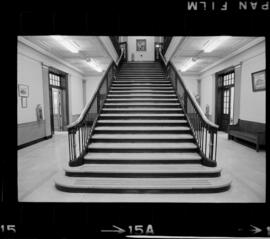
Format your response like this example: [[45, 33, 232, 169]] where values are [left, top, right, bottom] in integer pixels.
[[208, 130, 214, 161], [205, 127, 208, 156], [215, 132, 218, 161]]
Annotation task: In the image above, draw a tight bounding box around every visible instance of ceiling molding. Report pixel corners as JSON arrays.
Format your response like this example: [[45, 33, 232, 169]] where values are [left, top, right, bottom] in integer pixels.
[[164, 37, 185, 62], [18, 36, 84, 76], [199, 37, 265, 74]]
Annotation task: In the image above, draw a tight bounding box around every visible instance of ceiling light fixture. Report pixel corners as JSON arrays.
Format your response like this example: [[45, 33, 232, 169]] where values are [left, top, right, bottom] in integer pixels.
[[180, 58, 197, 72], [86, 58, 102, 72], [203, 36, 230, 53], [51, 35, 80, 53]]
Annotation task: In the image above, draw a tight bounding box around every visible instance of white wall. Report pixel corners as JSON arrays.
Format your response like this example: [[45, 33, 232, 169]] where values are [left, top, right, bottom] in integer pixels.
[[85, 76, 103, 103], [239, 52, 265, 123], [127, 36, 155, 61], [200, 40, 266, 123], [181, 74, 199, 97], [17, 54, 44, 124], [69, 74, 84, 115], [18, 41, 85, 123]]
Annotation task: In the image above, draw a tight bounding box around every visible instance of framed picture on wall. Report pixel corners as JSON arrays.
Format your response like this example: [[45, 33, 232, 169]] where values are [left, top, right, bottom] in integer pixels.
[[136, 39, 146, 51], [21, 97, 27, 108], [251, 70, 265, 92], [18, 84, 29, 97]]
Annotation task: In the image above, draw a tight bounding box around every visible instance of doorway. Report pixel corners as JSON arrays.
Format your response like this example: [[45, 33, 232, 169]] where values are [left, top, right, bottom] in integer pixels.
[[49, 71, 69, 134], [216, 71, 235, 132]]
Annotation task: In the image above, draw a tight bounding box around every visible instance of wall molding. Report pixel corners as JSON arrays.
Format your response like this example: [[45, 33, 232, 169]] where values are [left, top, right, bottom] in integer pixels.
[[165, 37, 185, 63], [98, 36, 118, 63], [18, 36, 84, 76], [200, 37, 265, 74]]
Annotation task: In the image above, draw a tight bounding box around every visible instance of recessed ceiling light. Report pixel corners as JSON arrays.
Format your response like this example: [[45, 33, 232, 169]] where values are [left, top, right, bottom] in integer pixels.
[[86, 58, 102, 72], [203, 36, 230, 53], [51, 35, 80, 53], [180, 58, 198, 72]]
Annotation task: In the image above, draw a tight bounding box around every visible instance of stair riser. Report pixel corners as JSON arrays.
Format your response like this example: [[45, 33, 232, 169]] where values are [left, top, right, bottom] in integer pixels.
[[91, 138, 195, 143], [107, 96, 177, 98], [84, 159, 201, 164], [105, 100, 179, 103], [93, 130, 191, 134], [109, 91, 175, 94], [65, 172, 221, 178], [87, 148, 198, 153], [96, 122, 188, 126], [103, 105, 181, 108], [99, 116, 186, 120], [101, 110, 182, 114], [55, 185, 231, 194]]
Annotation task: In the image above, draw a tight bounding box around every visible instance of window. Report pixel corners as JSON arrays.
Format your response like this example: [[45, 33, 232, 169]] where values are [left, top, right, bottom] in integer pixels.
[[223, 89, 229, 114], [49, 73, 61, 87]]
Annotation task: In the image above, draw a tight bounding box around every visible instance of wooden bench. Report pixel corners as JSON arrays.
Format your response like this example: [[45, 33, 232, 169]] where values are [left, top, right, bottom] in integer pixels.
[[228, 119, 265, 152]]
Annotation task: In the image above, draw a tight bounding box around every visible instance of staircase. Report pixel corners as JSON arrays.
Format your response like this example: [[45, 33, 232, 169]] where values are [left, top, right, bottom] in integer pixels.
[[55, 62, 231, 193]]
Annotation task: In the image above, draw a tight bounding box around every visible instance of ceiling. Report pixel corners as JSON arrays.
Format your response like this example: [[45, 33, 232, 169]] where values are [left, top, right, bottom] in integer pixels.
[[171, 36, 259, 75], [21, 36, 112, 76]]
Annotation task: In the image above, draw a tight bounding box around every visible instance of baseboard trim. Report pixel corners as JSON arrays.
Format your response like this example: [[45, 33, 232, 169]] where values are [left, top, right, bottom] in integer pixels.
[[17, 135, 52, 150]]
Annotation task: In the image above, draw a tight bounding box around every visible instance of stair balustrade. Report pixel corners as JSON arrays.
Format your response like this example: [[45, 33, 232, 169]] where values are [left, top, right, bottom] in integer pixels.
[[67, 51, 124, 166], [159, 50, 219, 166]]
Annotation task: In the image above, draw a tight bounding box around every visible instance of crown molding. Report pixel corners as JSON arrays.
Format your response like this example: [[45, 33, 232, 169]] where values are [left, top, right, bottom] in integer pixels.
[[200, 37, 265, 74], [18, 36, 84, 76]]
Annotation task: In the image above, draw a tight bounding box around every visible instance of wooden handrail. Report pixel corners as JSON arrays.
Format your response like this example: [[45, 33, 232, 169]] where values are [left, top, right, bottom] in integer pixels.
[[159, 50, 218, 129], [170, 63, 219, 129], [67, 60, 114, 129]]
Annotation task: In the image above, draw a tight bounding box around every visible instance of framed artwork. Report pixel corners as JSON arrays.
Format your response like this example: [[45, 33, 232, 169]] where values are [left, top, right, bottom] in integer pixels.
[[251, 70, 265, 92], [136, 39, 146, 51], [21, 97, 27, 108], [18, 84, 29, 97]]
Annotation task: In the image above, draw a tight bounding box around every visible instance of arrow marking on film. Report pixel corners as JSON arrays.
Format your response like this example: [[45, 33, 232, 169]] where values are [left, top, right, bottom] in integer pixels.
[[101, 225, 126, 234], [250, 225, 262, 234]]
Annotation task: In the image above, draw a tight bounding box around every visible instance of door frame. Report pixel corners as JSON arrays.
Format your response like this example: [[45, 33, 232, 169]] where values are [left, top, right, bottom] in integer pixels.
[[215, 67, 235, 131], [48, 69, 69, 134]]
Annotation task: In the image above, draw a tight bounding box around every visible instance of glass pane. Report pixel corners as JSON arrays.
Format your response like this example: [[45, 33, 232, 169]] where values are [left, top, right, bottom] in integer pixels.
[[230, 87, 234, 124]]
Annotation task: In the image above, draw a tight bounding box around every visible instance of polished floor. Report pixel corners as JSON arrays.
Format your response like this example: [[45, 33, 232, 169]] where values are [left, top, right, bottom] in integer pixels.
[[17, 131, 266, 202]]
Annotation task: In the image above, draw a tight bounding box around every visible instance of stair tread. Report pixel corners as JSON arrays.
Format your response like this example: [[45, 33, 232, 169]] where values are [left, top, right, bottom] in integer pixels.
[[106, 99, 178, 101], [100, 113, 185, 117], [95, 126, 190, 130], [65, 164, 221, 173], [88, 142, 197, 149], [102, 108, 181, 111], [84, 152, 201, 160], [55, 174, 231, 190], [104, 103, 180, 105], [92, 134, 193, 139], [97, 120, 187, 123]]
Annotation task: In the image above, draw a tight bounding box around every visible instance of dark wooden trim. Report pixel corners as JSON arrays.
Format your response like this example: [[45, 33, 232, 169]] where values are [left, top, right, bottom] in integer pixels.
[[17, 135, 52, 150]]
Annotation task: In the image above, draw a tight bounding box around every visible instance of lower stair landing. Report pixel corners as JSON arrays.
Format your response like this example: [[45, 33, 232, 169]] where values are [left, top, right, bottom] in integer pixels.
[[55, 173, 231, 193]]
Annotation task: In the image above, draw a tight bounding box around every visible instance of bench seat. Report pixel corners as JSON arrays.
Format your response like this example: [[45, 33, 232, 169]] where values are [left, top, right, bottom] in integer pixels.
[[228, 119, 265, 152]]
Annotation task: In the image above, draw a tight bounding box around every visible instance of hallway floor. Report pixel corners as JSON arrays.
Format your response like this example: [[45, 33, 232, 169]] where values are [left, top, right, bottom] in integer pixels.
[[17, 131, 266, 202]]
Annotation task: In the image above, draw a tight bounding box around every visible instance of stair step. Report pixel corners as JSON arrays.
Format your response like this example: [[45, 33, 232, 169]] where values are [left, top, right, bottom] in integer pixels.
[[84, 152, 201, 163], [107, 94, 177, 98], [64, 164, 221, 177], [100, 113, 185, 119], [55, 174, 231, 193], [112, 83, 171, 86], [114, 81, 170, 83], [88, 142, 197, 149], [94, 126, 190, 131], [104, 103, 180, 106], [111, 87, 173, 90], [97, 120, 187, 124], [92, 133, 193, 139], [109, 90, 175, 94], [102, 108, 182, 112], [106, 98, 178, 102]]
